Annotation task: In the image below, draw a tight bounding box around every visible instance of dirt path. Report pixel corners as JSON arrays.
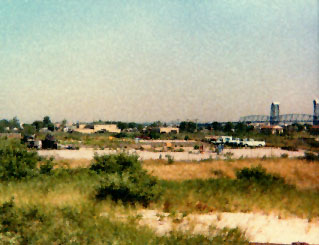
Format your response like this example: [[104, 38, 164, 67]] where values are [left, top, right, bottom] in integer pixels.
[[38, 147, 305, 161]]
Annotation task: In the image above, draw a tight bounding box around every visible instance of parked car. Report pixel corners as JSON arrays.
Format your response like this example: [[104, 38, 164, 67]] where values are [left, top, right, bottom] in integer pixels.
[[240, 138, 265, 147]]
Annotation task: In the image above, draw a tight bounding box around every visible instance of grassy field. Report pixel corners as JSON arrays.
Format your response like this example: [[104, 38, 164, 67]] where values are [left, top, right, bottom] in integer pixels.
[[143, 158, 319, 190], [1, 138, 318, 243]]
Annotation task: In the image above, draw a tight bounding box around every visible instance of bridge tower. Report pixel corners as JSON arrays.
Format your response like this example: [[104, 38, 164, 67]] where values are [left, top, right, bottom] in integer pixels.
[[270, 102, 280, 125], [314, 99, 319, 125]]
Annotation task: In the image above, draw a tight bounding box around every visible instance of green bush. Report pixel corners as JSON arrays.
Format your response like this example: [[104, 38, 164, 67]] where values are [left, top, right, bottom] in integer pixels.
[[39, 157, 55, 175], [90, 153, 141, 174], [96, 170, 161, 206], [236, 165, 285, 189], [92, 153, 162, 206], [0, 139, 39, 181]]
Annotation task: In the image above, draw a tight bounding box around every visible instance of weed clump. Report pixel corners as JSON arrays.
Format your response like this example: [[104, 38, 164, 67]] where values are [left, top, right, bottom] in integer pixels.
[[304, 152, 319, 162], [92, 153, 161, 206]]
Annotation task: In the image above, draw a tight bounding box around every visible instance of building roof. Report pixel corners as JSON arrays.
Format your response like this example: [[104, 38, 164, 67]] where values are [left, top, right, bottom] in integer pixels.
[[261, 125, 283, 129]]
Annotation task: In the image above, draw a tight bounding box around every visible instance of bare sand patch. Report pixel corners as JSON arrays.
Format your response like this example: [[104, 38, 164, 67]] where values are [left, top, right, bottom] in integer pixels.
[[134, 210, 319, 244]]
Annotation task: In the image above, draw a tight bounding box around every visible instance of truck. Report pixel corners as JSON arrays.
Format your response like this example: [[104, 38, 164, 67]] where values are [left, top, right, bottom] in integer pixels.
[[240, 138, 265, 147]]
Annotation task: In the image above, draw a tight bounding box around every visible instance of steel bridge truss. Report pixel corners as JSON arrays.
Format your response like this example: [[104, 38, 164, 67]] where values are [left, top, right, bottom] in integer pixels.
[[239, 114, 313, 123]]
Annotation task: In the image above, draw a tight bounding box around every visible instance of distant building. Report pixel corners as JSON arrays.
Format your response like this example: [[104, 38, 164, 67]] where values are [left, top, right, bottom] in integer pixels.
[[270, 102, 280, 125], [314, 99, 319, 125], [159, 127, 179, 134], [94, 124, 121, 133], [310, 125, 319, 135], [73, 124, 121, 134], [260, 125, 283, 135]]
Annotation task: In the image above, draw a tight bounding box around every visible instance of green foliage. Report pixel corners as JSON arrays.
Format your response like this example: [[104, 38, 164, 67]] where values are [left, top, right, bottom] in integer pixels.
[[21, 124, 36, 136], [236, 165, 285, 189], [96, 171, 161, 206], [179, 121, 196, 133], [39, 157, 55, 175], [193, 145, 200, 150], [90, 153, 142, 174], [211, 121, 222, 131], [223, 122, 234, 133], [0, 198, 248, 244], [0, 117, 20, 133], [92, 153, 162, 206], [165, 154, 174, 164], [0, 139, 39, 181]]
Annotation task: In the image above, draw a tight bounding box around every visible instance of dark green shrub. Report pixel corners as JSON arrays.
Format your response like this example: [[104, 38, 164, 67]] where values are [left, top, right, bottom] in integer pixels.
[[0, 139, 39, 181], [93, 153, 162, 206], [280, 153, 288, 158], [39, 157, 55, 175], [96, 170, 161, 206], [90, 153, 141, 174], [194, 145, 200, 150], [236, 165, 285, 188]]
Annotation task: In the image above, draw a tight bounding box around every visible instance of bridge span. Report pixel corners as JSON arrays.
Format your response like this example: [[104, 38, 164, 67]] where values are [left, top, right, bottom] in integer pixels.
[[239, 114, 313, 124]]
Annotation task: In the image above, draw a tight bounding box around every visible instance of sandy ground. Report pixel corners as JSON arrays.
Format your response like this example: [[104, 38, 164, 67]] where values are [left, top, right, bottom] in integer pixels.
[[103, 210, 319, 244], [38, 147, 305, 161]]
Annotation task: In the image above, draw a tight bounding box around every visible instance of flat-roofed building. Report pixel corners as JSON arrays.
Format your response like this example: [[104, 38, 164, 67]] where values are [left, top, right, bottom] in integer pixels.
[[159, 127, 179, 134]]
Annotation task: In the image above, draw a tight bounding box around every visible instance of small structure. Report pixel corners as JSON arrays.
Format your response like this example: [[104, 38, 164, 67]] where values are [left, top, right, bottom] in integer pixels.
[[42, 134, 58, 149], [310, 125, 319, 135], [73, 124, 121, 134], [159, 127, 179, 134], [260, 125, 283, 134]]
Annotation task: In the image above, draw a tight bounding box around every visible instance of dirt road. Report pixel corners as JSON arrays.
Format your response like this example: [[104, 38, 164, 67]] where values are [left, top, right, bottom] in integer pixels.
[[38, 147, 305, 161]]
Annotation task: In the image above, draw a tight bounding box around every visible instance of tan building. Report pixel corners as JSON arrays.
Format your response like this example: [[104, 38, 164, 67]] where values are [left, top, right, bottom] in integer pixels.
[[159, 127, 179, 134], [260, 125, 283, 134], [74, 124, 121, 134]]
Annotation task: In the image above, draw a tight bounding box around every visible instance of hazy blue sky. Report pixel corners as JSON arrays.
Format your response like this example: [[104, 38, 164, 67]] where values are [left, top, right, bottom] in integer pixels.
[[0, 0, 318, 123]]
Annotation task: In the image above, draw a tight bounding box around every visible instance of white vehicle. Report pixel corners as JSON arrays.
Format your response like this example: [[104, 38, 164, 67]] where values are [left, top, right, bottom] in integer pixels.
[[241, 138, 265, 147], [215, 136, 232, 145], [229, 138, 241, 146]]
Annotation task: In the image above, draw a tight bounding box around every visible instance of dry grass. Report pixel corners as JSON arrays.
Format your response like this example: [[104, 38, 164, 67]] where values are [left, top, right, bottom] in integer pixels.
[[55, 158, 91, 168], [143, 158, 319, 190]]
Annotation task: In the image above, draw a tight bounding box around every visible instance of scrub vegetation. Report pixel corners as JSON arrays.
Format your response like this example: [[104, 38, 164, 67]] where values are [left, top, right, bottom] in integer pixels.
[[1, 138, 319, 243], [0, 139, 249, 244]]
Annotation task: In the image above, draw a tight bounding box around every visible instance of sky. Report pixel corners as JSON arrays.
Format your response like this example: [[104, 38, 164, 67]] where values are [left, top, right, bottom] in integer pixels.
[[0, 0, 318, 123]]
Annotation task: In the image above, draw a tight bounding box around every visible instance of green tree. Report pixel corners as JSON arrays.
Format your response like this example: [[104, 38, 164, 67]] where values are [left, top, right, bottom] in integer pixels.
[[21, 124, 36, 136], [223, 122, 234, 133], [211, 121, 222, 131], [32, 121, 43, 131], [179, 121, 196, 133], [117, 122, 128, 130]]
